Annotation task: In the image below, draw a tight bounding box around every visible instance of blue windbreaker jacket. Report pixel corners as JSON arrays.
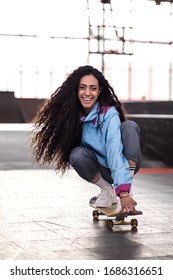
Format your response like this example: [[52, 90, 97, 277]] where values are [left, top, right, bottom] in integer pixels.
[[80, 102, 132, 196]]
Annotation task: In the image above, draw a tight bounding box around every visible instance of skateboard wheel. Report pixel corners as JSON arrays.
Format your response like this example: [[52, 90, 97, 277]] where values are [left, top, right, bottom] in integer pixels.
[[131, 218, 138, 228], [106, 220, 113, 229], [92, 210, 99, 219]]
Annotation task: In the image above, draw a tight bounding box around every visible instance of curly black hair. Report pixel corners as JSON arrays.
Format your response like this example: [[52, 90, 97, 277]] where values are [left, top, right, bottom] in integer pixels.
[[31, 65, 126, 173]]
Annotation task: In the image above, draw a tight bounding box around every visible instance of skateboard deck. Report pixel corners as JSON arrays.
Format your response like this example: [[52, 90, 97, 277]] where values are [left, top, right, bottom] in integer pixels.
[[89, 196, 143, 230]]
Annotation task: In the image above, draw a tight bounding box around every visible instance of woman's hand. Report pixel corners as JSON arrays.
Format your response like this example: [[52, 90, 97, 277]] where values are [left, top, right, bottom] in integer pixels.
[[119, 192, 137, 213]]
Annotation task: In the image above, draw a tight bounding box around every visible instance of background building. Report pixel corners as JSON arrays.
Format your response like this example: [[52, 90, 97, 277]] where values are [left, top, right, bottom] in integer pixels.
[[0, 0, 173, 100]]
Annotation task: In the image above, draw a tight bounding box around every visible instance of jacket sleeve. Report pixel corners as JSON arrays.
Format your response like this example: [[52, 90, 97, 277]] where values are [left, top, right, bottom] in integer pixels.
[[105, 113, 132, 196]]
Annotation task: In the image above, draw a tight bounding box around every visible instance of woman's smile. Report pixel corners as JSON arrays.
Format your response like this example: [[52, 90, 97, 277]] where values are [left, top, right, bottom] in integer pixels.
[[78, 74, 99, 114]]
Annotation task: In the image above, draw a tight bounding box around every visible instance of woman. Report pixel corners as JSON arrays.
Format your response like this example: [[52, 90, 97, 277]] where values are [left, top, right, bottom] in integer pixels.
[[31, 65, 141, 213]]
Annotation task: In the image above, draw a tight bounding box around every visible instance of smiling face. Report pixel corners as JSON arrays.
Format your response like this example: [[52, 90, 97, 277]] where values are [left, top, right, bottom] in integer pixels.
[[78, 74, 99, 114]]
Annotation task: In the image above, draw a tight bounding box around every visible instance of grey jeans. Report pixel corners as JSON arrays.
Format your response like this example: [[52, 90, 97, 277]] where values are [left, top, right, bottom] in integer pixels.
[[69, 120, 142, 184]]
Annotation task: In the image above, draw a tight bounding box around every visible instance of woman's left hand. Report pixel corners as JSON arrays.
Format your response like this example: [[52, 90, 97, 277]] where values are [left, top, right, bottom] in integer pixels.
[[119, 193, 137, 213]]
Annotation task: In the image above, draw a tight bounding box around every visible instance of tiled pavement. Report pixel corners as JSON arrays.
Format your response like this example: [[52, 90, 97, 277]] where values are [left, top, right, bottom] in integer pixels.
[[0, 126, 173, 260]]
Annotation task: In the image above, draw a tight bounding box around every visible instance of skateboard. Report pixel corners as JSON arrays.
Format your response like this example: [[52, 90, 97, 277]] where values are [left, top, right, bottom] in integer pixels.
[[89, 197, 143, 230]]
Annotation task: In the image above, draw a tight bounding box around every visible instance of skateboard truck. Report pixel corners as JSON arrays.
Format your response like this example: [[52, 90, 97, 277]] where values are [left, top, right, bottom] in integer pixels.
[[91, 201, 142, 230]]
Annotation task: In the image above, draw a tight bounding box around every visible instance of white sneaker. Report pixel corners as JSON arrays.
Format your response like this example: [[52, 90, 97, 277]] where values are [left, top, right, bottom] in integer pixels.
[[95, 187, 117, 208]]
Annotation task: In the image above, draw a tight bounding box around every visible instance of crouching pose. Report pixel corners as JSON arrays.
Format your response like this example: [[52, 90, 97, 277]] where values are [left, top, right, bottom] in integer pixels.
[[31, 65, 141, 213]]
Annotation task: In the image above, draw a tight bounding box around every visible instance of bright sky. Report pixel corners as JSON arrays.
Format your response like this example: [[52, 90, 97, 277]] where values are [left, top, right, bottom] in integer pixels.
[[0, 0, 173, 100]]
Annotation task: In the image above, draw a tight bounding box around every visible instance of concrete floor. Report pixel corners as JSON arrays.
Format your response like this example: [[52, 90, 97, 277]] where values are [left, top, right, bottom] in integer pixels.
[[0, 125, 173, 260]]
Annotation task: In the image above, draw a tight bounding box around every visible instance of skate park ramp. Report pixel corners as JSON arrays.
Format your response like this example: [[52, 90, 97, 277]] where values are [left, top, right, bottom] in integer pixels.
[[0, 91, 25, 123]]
